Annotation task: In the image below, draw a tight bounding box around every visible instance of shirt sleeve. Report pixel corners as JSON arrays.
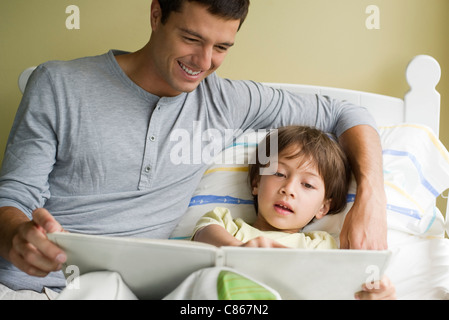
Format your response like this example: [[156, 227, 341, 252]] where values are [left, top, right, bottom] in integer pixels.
[[304, 231, 338, 249], [210, 74, 378, 138], [0, 64, 58, 218], [191, 207, 239, 240]]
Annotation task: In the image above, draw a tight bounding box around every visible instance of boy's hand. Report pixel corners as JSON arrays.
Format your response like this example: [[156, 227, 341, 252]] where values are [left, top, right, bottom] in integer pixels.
[[354, 276, 396, 300], [241, 236, 287, 248]]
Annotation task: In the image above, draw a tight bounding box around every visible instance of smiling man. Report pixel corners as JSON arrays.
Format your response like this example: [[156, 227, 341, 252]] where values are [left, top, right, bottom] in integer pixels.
[[0, 0, 387, 299]]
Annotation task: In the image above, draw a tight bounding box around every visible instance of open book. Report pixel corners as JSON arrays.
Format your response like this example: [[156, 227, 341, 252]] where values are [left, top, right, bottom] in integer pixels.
[[47, 232, 391, 300]]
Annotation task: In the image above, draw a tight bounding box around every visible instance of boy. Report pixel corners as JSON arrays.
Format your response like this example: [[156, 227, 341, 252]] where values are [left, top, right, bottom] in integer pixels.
[[192, 126, 350, 248]]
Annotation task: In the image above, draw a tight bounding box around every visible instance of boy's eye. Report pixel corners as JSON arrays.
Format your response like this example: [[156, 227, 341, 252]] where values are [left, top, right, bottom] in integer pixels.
[[274, 172, 285, 178], [303, 183, 314, 189]]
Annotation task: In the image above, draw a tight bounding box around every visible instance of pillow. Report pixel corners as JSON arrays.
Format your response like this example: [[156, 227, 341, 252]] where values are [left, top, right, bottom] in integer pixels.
[[170, 124, 449, 242], [379, 124, 449, 236]]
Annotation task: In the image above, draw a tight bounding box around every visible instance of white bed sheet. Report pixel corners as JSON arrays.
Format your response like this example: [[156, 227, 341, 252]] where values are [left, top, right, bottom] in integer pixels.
[[386, 230, 449, 299]]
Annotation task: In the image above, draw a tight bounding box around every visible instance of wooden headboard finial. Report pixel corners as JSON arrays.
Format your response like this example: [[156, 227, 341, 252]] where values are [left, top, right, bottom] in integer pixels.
[[405, 55, 441, 137]]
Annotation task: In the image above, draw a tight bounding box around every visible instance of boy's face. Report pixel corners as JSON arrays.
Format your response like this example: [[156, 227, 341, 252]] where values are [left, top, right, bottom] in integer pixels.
[[148, 1, 240, 96], [252, 146, 331, 233]]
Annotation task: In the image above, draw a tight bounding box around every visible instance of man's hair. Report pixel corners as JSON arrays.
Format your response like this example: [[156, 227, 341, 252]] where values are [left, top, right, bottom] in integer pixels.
[[248, 126, 351, 215], [158, 0, 250, 30]]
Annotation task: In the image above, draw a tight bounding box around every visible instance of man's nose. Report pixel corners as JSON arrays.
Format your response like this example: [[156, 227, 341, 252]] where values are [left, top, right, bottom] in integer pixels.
[[192, 46, 213, 71]]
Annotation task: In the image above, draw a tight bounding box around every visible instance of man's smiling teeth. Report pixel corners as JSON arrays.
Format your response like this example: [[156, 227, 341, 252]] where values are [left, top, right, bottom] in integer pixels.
[[179, 62, 201, 76]]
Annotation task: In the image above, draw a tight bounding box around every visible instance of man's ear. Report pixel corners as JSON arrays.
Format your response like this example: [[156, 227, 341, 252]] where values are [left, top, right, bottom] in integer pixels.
[[150, 0, 162, 30], [316, 199, 331, 220]]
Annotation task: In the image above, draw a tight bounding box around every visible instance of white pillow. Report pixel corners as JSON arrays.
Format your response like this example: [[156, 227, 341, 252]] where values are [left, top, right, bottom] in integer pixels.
[[170, 124, 449, 241], [379, 124, 449, 236]]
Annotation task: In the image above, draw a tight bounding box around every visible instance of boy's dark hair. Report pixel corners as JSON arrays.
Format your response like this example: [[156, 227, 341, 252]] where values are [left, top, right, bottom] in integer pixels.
[[158, 0, 250, 30], [248, 126, 351, 215]]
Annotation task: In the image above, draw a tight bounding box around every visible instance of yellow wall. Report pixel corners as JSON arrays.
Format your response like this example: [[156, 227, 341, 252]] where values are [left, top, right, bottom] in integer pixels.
[[1, 1, 448, 208]]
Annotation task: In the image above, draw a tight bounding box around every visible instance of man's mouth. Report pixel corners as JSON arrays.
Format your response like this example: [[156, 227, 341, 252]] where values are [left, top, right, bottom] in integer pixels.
[[178, 61, 202, 76]]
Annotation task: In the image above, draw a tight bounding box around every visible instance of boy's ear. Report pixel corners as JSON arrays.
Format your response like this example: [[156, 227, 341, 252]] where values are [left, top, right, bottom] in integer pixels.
[[316, 199, 331, 220], [251, 177, 259, 196], [251, 185, 258, 196]]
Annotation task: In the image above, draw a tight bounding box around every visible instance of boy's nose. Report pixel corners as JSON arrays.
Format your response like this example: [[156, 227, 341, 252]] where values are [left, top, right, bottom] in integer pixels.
[[280, 181, 296, 198]]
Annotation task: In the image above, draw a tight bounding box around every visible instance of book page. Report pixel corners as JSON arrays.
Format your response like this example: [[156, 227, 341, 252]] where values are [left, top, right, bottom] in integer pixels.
[[48, 232, 218, 299]]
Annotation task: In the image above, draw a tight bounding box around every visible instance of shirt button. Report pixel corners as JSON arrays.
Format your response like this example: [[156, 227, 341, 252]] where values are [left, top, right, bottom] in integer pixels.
[[149, 136, 156, 142], [144, 166, 151, 173]]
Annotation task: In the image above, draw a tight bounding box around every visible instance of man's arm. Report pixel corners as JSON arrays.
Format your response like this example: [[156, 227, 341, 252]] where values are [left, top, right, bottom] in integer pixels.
[[338, 125, 388, 250], [0, 207, 66, 277]]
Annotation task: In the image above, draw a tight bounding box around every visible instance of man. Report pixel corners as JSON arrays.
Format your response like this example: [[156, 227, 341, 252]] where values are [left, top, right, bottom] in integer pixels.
[[0, 0, 387, 298]]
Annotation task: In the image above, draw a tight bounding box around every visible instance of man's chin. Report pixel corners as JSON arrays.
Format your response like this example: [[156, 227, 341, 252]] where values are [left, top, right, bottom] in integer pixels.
[[174, 81, 204, 94]]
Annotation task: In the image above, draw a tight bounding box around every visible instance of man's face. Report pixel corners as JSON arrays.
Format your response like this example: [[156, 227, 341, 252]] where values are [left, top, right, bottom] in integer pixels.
[[149, 1, 240, 97]]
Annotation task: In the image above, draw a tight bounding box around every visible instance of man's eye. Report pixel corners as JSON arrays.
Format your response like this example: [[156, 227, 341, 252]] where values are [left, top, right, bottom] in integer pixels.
[[183, 37, 198, 43], [215, 45, 228, 52]]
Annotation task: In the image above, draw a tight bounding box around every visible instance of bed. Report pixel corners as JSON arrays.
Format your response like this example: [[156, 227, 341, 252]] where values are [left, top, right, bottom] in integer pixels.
[[18, 55, 449, 300]]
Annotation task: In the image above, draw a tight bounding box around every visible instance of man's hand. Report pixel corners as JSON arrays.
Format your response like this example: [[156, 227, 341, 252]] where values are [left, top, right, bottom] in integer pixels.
[[339, 186, 388, 250], [355, 276, 396, 300], [6, 208, 66, 277]]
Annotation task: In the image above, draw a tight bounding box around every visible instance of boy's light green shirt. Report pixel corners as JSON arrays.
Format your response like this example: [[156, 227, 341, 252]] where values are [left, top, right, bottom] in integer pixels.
[[192, 207, 338, 249]]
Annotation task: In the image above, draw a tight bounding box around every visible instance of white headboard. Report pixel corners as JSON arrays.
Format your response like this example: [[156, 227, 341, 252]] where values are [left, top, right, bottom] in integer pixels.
[[264, 55, 441, 137]]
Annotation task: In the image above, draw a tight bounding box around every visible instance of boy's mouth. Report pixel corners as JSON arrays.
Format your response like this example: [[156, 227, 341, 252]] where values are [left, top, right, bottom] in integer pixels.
[[274, 202, 294, 215]]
